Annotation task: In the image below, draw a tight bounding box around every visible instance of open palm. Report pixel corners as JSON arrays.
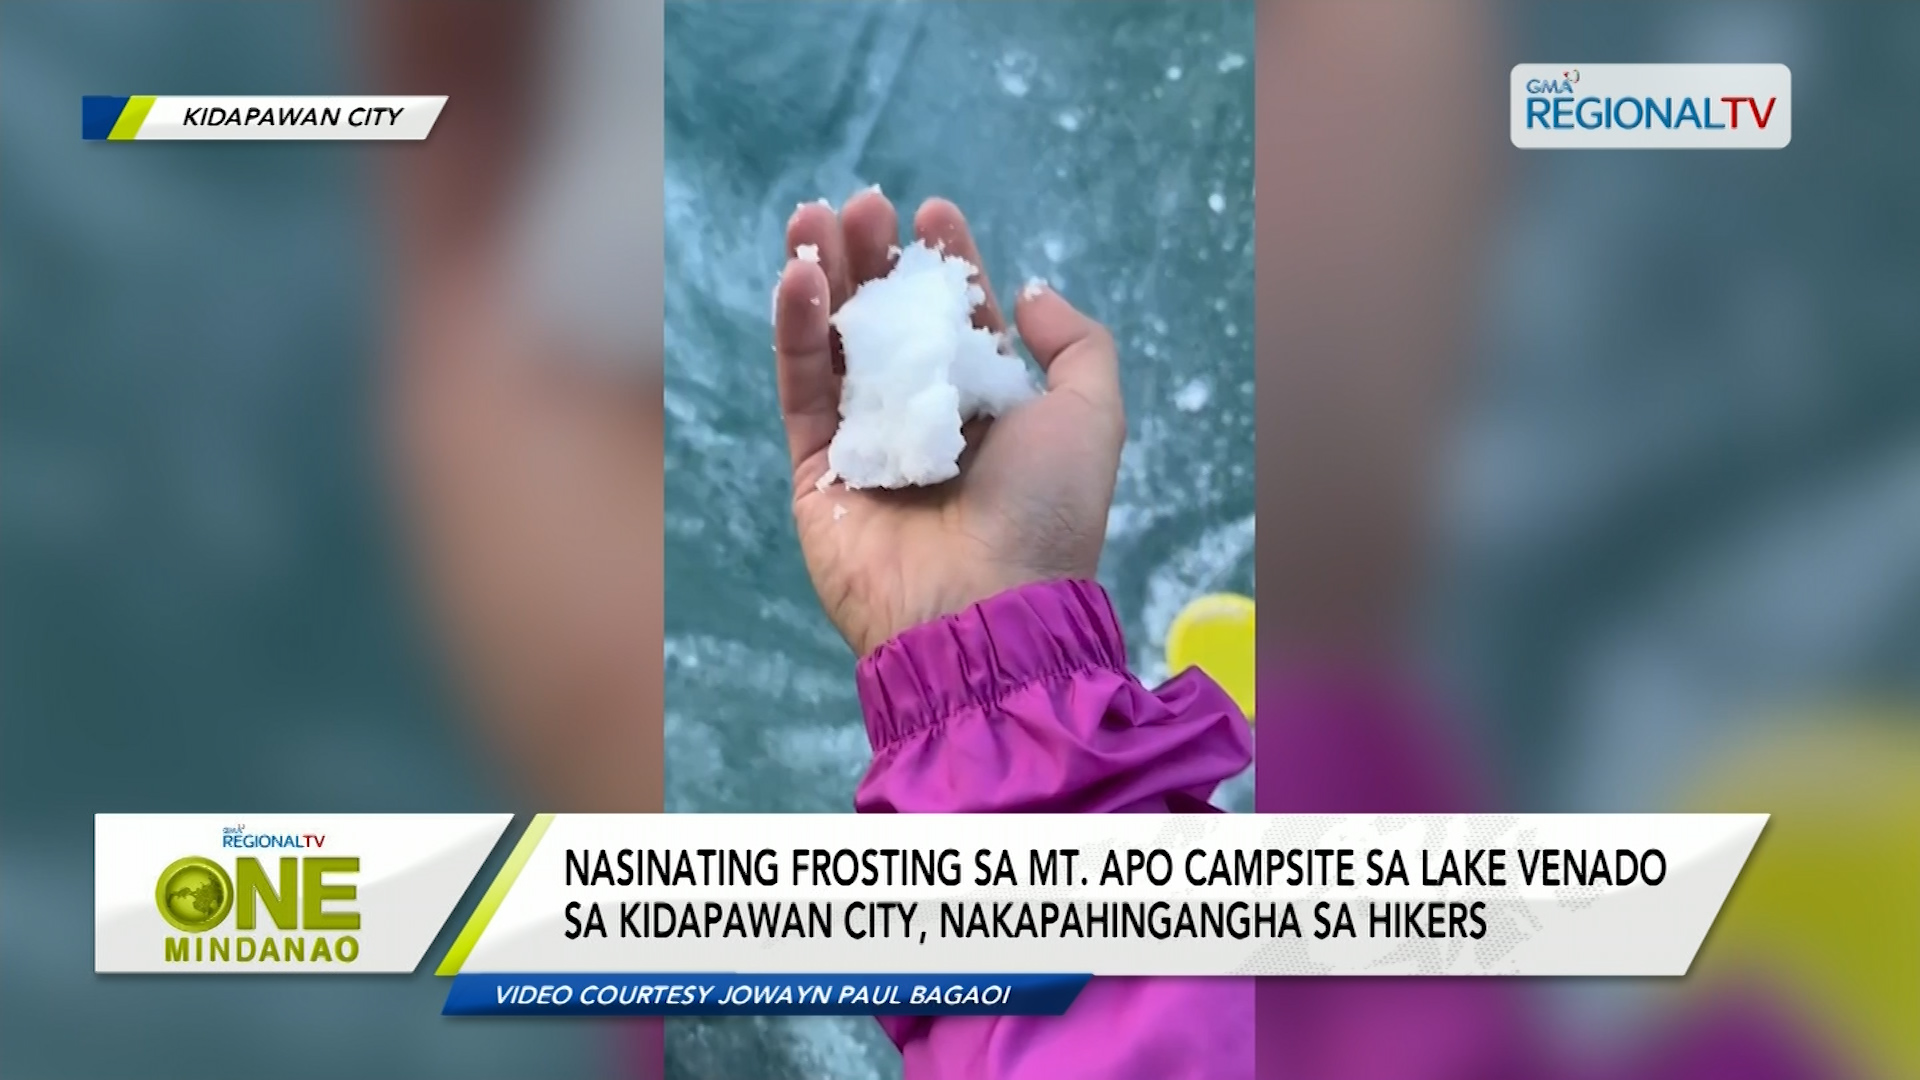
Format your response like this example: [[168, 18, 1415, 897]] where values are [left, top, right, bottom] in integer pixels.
[[775, 194, 1125, 657]]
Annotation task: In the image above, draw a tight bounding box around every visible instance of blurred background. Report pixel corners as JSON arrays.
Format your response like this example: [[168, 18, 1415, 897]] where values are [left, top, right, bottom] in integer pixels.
[[2, 1, 660, 1078], [662, 3, 1254, 1076], [6, 1, 1916, 1079], [1257, 3, 1918, 1079], [1451, 4, 1919, 1076]]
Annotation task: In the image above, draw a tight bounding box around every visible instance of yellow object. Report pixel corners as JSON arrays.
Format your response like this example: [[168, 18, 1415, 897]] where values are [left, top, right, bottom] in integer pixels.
[[1684, 714, 1920, 1080], [1166, 593, 1255, 722]]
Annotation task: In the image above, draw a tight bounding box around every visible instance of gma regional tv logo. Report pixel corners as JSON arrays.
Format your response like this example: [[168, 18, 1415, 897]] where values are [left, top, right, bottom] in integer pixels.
[[1511, 64, 1790, 149], [152, 825, 360, 965]]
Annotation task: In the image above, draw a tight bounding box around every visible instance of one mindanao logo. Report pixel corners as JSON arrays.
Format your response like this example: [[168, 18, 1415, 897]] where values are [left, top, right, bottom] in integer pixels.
[[1511, 64, 1790, 149], [151, 826, 361, 965], [155, 856, 233, 933]]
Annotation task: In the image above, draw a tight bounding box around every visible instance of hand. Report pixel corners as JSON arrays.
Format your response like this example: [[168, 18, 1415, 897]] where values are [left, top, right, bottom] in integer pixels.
[[775, 193, 1125, 657]]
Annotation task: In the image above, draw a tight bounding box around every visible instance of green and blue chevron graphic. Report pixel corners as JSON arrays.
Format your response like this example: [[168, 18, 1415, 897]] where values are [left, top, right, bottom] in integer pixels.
[[82, 96, 156, 140]]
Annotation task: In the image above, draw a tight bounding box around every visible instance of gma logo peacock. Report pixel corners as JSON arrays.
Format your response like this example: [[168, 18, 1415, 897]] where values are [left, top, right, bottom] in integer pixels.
[[154, 827, 361, 965]]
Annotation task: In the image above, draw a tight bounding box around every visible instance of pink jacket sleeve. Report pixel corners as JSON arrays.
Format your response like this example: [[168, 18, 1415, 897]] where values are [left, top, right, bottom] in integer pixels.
[[853, 579, 1254, 1080]]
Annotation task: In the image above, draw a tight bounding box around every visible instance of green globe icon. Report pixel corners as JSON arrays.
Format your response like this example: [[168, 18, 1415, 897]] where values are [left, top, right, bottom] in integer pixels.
[[155, 856, 233, 932]]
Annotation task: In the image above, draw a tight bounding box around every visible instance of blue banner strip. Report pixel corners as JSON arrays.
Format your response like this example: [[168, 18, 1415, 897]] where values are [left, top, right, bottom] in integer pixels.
[[443, 973, 1092, 1017], [81, 96, 129, 140]]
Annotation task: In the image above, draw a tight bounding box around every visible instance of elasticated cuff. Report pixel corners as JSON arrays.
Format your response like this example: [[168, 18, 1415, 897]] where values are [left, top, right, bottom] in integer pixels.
[[855, 579, 1130, 753]]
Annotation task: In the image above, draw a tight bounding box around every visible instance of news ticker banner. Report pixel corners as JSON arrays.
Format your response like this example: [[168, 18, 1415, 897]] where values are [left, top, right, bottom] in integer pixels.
[[1511, 63, 1790, 149], [81, 96, 446, 141], [96, 813, 1765, 1017]]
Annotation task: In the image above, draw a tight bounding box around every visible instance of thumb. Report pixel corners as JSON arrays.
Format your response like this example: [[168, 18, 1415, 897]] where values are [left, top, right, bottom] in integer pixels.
[[1013, 280, 1122, 418]]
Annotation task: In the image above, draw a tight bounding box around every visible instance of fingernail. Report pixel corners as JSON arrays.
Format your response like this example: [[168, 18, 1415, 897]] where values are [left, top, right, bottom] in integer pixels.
[[1020, 277, 1049, 301]]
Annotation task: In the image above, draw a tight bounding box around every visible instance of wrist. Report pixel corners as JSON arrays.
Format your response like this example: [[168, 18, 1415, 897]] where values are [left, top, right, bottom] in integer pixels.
[[855, 578, 1129, 751], [865, 569, 1066, 658]]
